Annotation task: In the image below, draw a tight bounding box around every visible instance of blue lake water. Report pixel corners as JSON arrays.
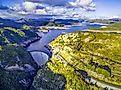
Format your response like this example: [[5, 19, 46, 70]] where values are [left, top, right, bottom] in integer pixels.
[[28, 23, 104, 50], [27, 23, 104, 57]]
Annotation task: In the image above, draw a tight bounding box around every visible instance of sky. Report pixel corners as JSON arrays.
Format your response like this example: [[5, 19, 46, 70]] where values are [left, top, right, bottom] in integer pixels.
[[0, 0, 121, 19], [87, 0, 121, 18]]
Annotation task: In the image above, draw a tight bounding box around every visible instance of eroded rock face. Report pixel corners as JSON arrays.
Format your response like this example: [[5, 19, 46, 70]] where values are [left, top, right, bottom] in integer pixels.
[[31, 65, 66, 90], [0, 45, 38, 90], [0, 18, 53, 90]]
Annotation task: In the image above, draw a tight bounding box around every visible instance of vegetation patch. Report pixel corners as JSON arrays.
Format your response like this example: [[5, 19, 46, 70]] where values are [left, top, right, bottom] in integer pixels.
[[0, 26, 38, 90], [0, 45, 37, 90], [32, 65, 66, 90], [49, 32, 121, 89], [0, 27, 38, 45]]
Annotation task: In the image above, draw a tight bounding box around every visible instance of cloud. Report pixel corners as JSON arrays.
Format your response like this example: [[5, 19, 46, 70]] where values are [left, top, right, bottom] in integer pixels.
[[77, 0, 92, 6], [26, 0, 93, 7], [25, 0, 70, 6], [45, 6, 66, 15], [69, 0, 95, 12], [36, 9, 47, 14], [23, 1, 36, 11], [89, 2, 96, 8], [69, 0, 93, 7], [11, 4, 22, 11], [0, 10, 21, 19], [0, 0, 96, 19], [24, 0, 95, 14]]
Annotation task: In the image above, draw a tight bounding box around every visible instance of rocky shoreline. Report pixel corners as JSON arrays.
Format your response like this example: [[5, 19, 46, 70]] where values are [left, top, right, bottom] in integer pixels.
[[20, 36, 41, 48], [22, 32, 52, 90], [23, 31, 67, 90]]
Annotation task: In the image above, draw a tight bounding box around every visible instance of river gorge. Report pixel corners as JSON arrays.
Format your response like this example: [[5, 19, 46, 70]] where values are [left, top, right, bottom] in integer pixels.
[[26, 23, 121, 90]]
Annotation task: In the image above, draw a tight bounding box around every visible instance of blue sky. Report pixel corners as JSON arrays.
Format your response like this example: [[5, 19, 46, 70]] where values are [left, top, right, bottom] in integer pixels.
[[88, 0, 121, 18], [1, 0, 23, 7], [0, 0, 121, 19]]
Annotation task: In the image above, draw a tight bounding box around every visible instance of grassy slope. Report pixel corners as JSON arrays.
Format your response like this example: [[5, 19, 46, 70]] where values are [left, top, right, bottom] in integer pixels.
[[49, 32, 121, 89], [89, 22, 121, 30]]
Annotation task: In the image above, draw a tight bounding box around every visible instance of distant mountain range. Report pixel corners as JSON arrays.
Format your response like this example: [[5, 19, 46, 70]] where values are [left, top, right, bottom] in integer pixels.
[[88, 18, 121, 24], [53, 19, 84, 25], [1, 17, 121, 30], [0, 18, 51, 29], [0, 18, 85, 29]]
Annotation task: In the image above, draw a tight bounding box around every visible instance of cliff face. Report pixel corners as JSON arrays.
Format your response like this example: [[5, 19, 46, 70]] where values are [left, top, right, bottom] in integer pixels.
[[0, 45, 38, 90], [48, 32, 121, 89], [30, 65, 66, 90], [0, 26, 39, 90], [0, 18, 66, 90]]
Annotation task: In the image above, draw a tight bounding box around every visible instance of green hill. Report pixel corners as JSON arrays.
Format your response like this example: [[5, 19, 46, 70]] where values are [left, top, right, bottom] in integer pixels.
[[49, 32, 121, 90]]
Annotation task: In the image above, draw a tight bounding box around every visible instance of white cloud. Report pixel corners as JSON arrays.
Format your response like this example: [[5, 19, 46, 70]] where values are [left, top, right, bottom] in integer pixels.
[[36, 9, 47, 14], [17, 11, 28, 14], [23, 1, 36, 11], [45, 6, 66, 15], [63, 8, 86, 18], [68, 0, 93, 7], [89, 3, 96, 8], [0, 10, 20, 19], [11, 4, 22, 11], [1, 0, 96, 18], [79, 0, 93, 6]]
